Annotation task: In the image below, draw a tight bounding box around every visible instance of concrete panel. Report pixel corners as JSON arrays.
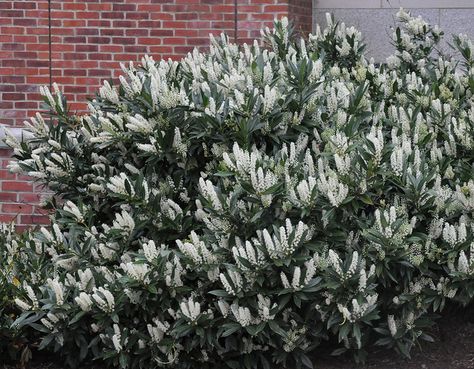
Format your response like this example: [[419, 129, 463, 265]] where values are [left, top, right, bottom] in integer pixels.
[[314, 0, 381, 8], [440, 9, 474, 40], [313, 8, 439, 61], [315, 0, 474, 9], [381, 0, 474, 8], [437, 9, 474, 58]]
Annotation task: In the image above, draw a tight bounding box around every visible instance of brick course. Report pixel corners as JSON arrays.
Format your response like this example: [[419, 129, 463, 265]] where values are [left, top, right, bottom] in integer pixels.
[[0, 0, 313, 227]]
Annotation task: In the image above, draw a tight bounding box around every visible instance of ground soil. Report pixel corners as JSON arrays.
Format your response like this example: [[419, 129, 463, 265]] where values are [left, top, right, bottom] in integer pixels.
[[3, 306, 474, 369], [312, 306, 474, 369]]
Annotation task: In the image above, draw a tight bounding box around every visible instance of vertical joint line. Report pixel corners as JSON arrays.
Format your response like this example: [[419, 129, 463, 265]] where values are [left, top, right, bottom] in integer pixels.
[[48, 0, 52, 90], [234, 0, 238, 43]]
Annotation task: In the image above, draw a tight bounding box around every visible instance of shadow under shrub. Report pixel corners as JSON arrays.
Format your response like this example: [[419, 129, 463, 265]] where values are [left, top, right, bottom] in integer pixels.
[[2, 9, 474, 369]]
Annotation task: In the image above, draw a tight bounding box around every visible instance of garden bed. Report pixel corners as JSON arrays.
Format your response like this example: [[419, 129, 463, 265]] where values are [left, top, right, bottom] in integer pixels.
[[4, 308, 474, 369]]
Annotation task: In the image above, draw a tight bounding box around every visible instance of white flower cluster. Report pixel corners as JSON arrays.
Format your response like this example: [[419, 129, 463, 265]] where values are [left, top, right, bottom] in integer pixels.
[[111, 210, 136, 235], [232, 238, 266, 270], [231, 303, 254, 327], [198, 178, 223, 211], [220, 270, 244, 295], [176, 231, 216, 265], [316, 159, 349, 207], [121, 262, 149, 284], [107, 173, 135, 197], [92, 287, 115, 312], [260, 219, 310, 259], [147, 318, 169, 343], [180, 297, 201, 322], [47, 277, 64, 306], [250, 166, 278, 207], [280, 260, 315, 291], [337, 294, 378, 323], [222, 143, 280, 207], [453, 243, 474, 276]]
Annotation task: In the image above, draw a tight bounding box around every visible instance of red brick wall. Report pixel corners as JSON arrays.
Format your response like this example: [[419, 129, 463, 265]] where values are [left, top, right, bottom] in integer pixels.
[[0, 0, 49, 127], [0, 1, 50, 230], [0, 0, 313, 228], [289, 0, 313, 36], [236, 0, 288, 44]]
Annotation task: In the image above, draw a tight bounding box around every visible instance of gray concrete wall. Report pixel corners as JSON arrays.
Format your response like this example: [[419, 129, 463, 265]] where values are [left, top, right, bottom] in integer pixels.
[[313, 0, 474, 61]]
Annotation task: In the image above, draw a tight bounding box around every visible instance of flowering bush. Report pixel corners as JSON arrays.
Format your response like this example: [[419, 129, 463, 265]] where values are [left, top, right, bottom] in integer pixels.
[[0, 224, 35, 364], [3, 10, 474, 368]]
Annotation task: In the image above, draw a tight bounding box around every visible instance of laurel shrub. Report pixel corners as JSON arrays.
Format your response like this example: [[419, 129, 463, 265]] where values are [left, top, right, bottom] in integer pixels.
[[2, 10, 474, 369], [0, 223, 42, 365]]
